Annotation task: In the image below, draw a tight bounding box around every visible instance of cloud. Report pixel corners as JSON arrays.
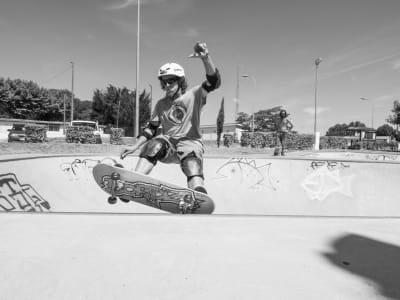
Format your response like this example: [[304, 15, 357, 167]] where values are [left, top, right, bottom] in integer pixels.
[[109, 19, 137, 35], [303, 106, 330, 115], [393, 60, 400, 70], [172, 27, 199, 38], [105, 0, 166, 10]]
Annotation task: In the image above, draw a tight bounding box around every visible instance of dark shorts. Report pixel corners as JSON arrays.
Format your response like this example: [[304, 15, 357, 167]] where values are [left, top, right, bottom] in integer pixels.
[[155, 135, 204, 164]]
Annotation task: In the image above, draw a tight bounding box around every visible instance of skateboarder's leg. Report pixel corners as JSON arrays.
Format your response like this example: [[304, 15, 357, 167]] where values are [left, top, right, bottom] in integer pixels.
[[180, 151, 207, 194], [135, 157, 155, 174], [279, 132, 286, 155], [137, 137, 170, 174]]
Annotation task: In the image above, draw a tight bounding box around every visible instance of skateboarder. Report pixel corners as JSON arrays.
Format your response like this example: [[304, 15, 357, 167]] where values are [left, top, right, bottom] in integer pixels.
[[275, 109, 293, 156], [120, 41, 221, 195]]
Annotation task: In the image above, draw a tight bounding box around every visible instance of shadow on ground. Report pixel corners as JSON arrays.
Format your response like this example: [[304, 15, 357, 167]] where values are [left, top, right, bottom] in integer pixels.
[[323, 233, 400, 300]]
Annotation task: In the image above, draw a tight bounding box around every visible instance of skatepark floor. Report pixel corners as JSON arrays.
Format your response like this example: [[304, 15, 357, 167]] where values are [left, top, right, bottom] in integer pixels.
[[1, 150, 400, 299]]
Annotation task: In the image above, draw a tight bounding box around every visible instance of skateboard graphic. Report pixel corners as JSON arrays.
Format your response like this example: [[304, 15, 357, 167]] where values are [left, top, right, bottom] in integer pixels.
[[93, 163, 215, 214]]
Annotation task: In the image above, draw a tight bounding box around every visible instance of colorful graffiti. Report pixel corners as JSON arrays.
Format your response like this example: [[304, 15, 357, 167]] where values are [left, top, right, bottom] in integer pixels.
[[0, 173, 50, 212]]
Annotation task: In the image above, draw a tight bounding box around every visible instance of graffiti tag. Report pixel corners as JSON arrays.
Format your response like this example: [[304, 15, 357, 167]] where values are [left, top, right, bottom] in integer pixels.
[[302, 161, 353, 202], [0, 173, 50, 212], [60, 157, 118, 180], [213, 158, 277, 190], [310, 160, 350, 170]]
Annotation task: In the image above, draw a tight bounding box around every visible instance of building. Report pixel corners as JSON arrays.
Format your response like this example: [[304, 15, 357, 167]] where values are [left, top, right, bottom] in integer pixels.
[[346, 126, 377, 140], [199, 123, 244, 141]]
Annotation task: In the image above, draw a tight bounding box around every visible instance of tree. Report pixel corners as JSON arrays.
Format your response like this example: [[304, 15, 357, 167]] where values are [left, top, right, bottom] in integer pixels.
[[326, 121, 366, 136], [326, 124, 349, 136], [236, 112, 251, 131], [236, 106, 283, 132], [253, 106, 282, 131], [91, 85, 151, 136], [386, 100, 400, 138], [216, 98, 225, 147], [376, 124, 395, 137], [348, 121, 366, 128]]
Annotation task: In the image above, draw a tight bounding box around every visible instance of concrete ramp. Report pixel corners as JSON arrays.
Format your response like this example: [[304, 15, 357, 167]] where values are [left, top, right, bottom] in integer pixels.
[[1, 153, 400, 299], [0, 213, 399, 300], [1, 154, 400, 216]]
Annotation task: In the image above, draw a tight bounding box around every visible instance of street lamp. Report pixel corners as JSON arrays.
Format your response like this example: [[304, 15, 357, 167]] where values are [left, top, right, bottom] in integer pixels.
[[70, 61, 74, 122], [235, 65, 256, 124], [134, 0, 141, 137], [241, 74, 257, 132], [314, 57, 322, 137], [360, 97, 374, 128]]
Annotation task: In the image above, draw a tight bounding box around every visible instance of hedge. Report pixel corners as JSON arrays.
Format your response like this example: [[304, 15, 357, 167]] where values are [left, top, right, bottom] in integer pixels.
[[65, 126, 97, 144], [110, 128, 125, 145], [24, 124, 48, 143], [240, 132, 314, 150]]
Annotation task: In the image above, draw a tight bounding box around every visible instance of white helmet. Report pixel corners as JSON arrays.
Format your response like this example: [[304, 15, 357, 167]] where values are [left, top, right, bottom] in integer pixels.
[[158, 62, 185, 78]]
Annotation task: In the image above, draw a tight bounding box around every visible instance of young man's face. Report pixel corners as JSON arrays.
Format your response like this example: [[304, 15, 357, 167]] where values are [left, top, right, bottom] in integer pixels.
[[160, 75, 179, 97]]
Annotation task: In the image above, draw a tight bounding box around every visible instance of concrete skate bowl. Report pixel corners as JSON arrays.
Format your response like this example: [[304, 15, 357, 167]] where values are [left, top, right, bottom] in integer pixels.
[[1, 153, 400, 216]]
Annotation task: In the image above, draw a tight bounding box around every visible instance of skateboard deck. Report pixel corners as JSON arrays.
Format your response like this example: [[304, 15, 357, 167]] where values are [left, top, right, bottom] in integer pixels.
[[93, 163, 215, 214]]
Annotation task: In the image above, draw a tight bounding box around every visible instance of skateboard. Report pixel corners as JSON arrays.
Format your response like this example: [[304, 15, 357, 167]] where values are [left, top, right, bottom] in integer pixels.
[[92, 163, 215, 214]]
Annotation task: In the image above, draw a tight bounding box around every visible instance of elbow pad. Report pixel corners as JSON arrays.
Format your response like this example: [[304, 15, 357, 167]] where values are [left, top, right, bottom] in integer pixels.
[[139, 121, 160, 140], [202, 68, 221, 93]]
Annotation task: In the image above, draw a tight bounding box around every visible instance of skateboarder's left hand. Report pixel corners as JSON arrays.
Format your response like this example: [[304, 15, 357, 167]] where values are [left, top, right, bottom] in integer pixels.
[[120, 146, 138, 159], [189, 41, 209, 59]]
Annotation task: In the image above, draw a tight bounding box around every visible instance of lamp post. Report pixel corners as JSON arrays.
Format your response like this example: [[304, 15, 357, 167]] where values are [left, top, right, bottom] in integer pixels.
[[134, 0, 141, 137], [70, 61, 74, 122], [360, 97, 374, 128], [235, 65, 240, 123], [241, 74, 257, 132], [235, 66, 257, 124], [314, 58, 322, 137]]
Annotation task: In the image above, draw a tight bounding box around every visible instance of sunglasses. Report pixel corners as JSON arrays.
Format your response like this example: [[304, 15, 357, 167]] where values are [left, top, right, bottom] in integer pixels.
[[161, 77, 179, 85]]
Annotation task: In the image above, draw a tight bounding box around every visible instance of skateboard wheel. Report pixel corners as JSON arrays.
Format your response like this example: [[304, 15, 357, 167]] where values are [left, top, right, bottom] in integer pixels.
[[111, 172, 120, 180], [108, 196, 118, 204]]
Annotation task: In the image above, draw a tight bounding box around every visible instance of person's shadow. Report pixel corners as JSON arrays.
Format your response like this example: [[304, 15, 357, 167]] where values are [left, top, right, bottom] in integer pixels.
[[323, 233, 400, 300]]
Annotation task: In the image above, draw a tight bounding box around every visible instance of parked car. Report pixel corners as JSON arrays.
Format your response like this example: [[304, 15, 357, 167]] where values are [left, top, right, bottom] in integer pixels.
[[8, 124, 26, 142]]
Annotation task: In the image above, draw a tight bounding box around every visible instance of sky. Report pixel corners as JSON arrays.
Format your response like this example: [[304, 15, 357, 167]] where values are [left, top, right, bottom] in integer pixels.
[[1, 0, 400, 134]]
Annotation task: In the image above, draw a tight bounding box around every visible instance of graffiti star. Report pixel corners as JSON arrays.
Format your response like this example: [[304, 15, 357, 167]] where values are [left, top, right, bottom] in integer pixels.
[[301, 168, 354, 202]]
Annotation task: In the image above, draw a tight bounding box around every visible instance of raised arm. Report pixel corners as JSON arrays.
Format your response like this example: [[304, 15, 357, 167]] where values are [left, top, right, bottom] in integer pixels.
[[190, 41, 221, 93]]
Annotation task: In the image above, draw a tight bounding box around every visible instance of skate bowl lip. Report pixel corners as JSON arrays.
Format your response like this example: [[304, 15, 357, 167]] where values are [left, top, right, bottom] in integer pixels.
[[1, 151, 400, 164]]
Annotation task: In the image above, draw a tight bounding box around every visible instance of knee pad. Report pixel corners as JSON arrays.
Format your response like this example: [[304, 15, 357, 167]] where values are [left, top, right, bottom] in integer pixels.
[[180, 152, 204, 181], [139, 138, 169, 165]]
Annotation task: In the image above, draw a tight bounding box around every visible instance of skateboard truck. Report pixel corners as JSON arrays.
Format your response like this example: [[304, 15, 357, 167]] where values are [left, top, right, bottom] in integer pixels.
[[108, 171, 121, 204], [178, 195, 194, 214]]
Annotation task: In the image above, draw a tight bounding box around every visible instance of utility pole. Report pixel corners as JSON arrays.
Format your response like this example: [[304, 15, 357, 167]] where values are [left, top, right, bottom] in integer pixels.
[[63, 94, 66, 134], [134, 0, 141, 137], [314, 58, 322, 137], [70, 61, 74, 122], [235, 65, 240, 124]]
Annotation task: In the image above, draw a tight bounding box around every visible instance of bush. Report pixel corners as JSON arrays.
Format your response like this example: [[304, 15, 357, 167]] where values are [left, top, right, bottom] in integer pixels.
[[319, 136, 348, 149], [110, 128, 125, 145], [240, 131, 314, 150], [65, 126, 96, 144], [223, 134, 234, 147], [24, 124, 48, 143]]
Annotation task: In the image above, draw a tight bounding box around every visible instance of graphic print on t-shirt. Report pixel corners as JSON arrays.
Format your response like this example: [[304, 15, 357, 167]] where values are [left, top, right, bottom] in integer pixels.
[[167, 103, 187, 124]]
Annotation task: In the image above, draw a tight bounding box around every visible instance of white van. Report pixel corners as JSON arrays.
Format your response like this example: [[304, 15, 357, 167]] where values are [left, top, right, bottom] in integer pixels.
[[70, 120, 102, 144]]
